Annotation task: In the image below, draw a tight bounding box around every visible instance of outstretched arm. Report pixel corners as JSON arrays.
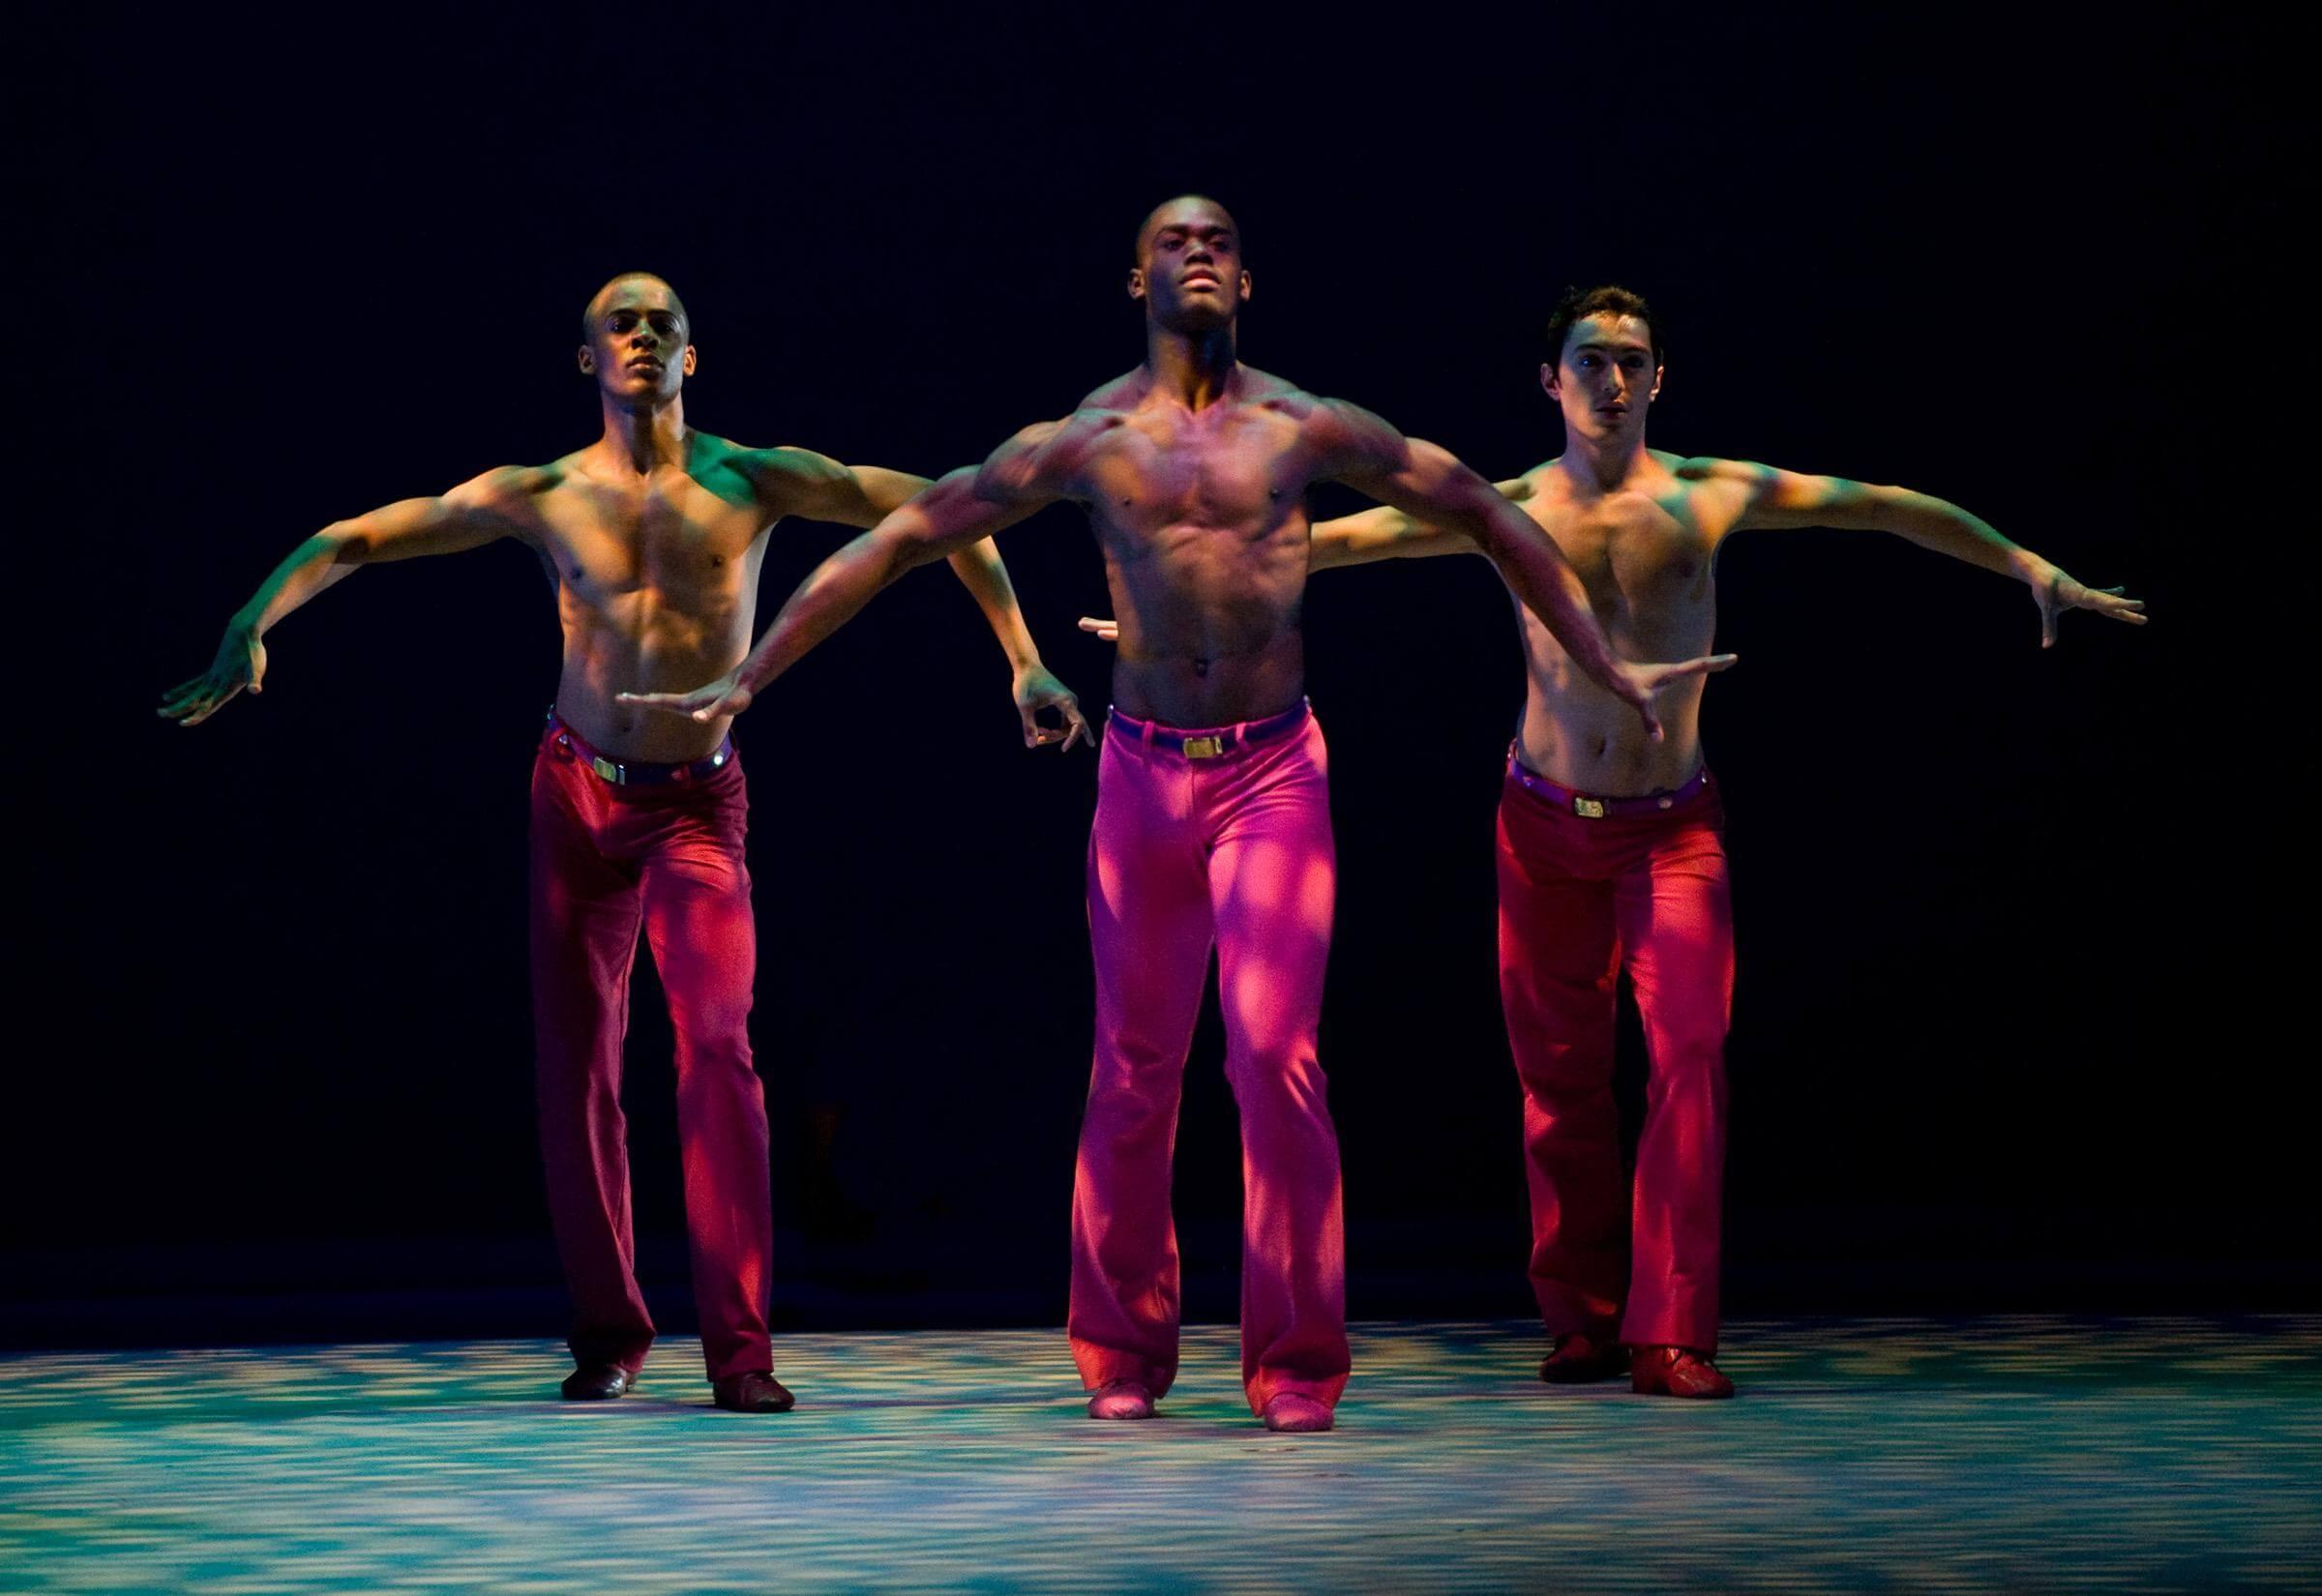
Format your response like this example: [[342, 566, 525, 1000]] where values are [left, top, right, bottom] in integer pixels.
[[1307, 489, 1512, 571], [746, 448, 1087, 747], [158, 466, 545, 725], [1317, 402, 1732, 738], [759, 450, 1045, 659], [620, 420, 1085, 725], [1700, 458, 2148, 647]]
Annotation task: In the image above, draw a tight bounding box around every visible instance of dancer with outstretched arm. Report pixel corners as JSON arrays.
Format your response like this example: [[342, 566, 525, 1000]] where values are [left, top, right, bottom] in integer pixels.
[[161, 273, 1087, 1412], [623, 208, 1731, 1430], [1103, 284, 2143, 1399]]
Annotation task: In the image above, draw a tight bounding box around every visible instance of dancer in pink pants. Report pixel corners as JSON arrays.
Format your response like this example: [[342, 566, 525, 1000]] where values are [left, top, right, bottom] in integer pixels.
[[162, 273, 1086, 1411], [626, 203, 1728, 1430], [1076, 702, 1343, 1415], [1299, 284, 2146, 1396]]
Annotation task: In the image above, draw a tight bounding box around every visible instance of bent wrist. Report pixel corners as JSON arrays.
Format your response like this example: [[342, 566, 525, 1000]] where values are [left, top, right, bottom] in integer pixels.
[[2009, 549, 2054, 587]]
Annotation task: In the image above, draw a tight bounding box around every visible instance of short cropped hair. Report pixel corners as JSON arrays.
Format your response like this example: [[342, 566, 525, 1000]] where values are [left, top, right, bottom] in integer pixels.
[[1546, 284, 1661, 368], [1132, 194, 1239, 262], [580, 273, 689, 341]]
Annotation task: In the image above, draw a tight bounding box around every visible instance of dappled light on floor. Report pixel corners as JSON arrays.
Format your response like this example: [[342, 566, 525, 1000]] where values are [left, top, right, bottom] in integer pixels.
[[4, 1317, 2317, 1592]]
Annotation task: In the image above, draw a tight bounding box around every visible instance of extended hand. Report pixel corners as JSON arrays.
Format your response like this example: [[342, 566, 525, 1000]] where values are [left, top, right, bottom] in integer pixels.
[[615, 673, 755, 723], [1077, 616, 1120, 643], [1016, 664, 1092, 751], [159, 622, 267, 726], [1613, 654, 1739, 742], [2031, 565, 2147, 648]]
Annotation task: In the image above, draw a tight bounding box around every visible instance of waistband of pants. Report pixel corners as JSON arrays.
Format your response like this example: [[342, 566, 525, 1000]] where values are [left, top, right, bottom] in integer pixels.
[[1107, 698, 1312, 759], [544, 708, 735, 786], [1505, 748, 1711, 818]]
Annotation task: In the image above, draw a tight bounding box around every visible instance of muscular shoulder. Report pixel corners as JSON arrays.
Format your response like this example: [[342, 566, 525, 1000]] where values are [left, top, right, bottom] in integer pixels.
[[1294, 391, 1411, 472], [1498, 464, 1553, 504], [1675, 452, 1790, 516], [1673, 454, 1770, 493], [1227, 364, 1308, 407], [445, 461, 562, 521], [722, 438, 845, 494], [975, 407, 1122, 499]]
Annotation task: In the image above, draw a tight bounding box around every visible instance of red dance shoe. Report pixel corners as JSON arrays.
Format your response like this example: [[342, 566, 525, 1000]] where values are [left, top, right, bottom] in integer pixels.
[[1629, 1345, 1735, 1399], [1087, 1378, 1155, 1420], [1260, 1393, 1334, 1433]]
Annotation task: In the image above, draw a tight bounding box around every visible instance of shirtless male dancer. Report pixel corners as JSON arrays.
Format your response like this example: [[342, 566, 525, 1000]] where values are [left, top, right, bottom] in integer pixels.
[[1255, 285, 2145, 1397], [160, 273, 1087, 1412], [620, 204, 1731, 1431]]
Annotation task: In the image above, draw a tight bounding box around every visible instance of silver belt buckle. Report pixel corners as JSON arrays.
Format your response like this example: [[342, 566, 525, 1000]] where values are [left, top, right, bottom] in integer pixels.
[[1572, 795, 1607, 819], [1181, 734, 1225, 759]]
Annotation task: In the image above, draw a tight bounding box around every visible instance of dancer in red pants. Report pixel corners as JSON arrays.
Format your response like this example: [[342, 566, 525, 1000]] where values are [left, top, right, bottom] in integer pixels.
[[161, 273, 1086, 1410], [1295, 285, 2146, 1396], [625, 203, 1729, 1430]]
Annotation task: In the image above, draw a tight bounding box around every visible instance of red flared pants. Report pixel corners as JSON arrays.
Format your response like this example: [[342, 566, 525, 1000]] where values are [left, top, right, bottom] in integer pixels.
[[1496, 761, 1734, 1353], [528, 722, 772, 1382]]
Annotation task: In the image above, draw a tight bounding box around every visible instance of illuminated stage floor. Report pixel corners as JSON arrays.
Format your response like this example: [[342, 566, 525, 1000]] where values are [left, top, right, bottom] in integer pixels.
[[5, 1317, 2317, 1593]]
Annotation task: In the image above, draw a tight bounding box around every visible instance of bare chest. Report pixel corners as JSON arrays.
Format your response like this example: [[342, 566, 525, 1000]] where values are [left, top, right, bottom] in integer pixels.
[[1536, 491, 1718, 622], [533, 470, 766, 609], [1084, 406, 1307, 556]]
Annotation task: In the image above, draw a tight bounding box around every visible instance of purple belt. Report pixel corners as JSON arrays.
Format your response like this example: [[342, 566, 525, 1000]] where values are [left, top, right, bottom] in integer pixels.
[[1506, 749, 1710, 819], [547, 709, 734, 786], [1108, 698, 1311, 759]]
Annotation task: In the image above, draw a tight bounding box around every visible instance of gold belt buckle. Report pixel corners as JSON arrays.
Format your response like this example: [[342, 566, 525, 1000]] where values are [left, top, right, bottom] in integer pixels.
[[1572, 795, 1607, 819], [592, 755, 624, 783], [1181, 734, 1224, 759]]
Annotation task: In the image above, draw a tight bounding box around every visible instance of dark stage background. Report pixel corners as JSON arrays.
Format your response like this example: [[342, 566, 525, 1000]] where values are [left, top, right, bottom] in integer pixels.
[[12, 5, 2297, 1344]]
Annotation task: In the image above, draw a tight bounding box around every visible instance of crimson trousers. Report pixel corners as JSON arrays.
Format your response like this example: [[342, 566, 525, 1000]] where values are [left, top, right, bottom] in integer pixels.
[[1496, 761, 1735, 1353], [529, 722, 772, 1382], [1069, 705, 1350, 1414]]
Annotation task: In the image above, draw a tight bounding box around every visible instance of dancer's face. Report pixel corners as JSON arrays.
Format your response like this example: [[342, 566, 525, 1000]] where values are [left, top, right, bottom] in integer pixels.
[[1129, 198, 1249, 332], [1542, 312, 1661, 443], [578, 279, 695, 402]]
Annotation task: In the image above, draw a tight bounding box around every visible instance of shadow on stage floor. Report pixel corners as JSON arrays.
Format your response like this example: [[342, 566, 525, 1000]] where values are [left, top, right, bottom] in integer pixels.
[[4, 1317, 2317, 1593]]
